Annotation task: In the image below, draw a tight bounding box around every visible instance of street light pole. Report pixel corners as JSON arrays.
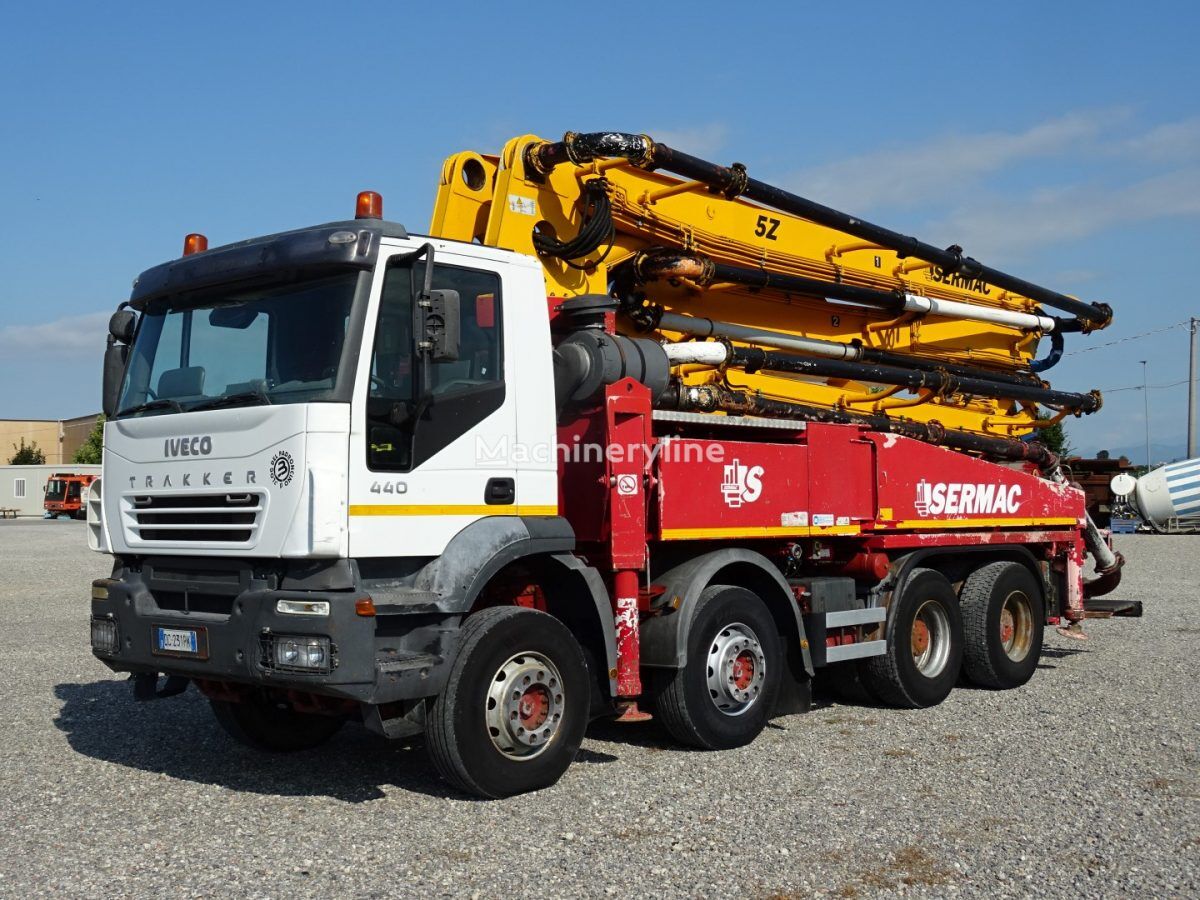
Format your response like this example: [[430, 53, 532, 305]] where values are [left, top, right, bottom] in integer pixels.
[[1141, 359, 1151, 470], [1189, 318, 1198, 458]]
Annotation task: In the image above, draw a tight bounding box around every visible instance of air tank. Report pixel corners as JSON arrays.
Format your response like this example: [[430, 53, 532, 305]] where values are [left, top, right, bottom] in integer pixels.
[[1111, 457, 1200, 532]]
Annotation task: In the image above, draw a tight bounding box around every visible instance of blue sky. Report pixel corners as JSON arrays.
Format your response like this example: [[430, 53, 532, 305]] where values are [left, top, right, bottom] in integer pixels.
[[1, 1, 1198, 462]]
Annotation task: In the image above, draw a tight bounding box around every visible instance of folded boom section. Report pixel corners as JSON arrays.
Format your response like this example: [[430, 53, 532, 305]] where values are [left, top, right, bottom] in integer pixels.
[[431, 131, 1110, 444]]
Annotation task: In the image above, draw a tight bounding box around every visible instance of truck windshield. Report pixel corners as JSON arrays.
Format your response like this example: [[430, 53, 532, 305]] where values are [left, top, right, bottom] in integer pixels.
[[117, 272, 363, 418], [45, 479, 66, 501]]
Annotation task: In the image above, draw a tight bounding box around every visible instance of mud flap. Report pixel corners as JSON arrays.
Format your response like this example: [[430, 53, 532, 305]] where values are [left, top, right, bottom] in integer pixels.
[[131, 673, 190, 701]]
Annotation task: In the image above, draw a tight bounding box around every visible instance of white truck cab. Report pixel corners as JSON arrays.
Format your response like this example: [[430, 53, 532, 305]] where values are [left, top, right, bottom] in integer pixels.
[[88, 213, 616, 798], [95, 226, 559, 561]]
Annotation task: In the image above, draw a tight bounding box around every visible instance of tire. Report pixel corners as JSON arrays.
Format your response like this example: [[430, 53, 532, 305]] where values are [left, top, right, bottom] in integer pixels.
[[863, 568, 963, 708], [427, 607, 589, 798], [960, 561, 1044, 689], [655, 585, 782, 750], [210, 694, 345, 752]]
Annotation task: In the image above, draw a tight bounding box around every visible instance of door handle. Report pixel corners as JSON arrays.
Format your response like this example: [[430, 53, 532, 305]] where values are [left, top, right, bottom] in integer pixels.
[[485, 477, 515, 505]]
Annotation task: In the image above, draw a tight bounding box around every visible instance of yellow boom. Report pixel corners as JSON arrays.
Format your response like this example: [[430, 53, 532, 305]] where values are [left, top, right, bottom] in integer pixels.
[[430, 131, 1109, 440]]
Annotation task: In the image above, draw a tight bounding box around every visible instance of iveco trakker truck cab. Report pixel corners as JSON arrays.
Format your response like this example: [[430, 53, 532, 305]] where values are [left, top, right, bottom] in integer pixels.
[[88, 200, 599, 797]]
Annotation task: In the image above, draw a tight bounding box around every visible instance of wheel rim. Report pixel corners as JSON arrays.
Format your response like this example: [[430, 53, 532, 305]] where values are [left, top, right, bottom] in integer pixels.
[[910, 599, 951, 678], [705, 622, 767, 717], [999, 590, 1035, 662], [485, 652, 565, 761]]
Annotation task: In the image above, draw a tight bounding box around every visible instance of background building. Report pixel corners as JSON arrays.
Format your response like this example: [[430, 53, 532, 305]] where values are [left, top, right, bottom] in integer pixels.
[[0, 414, 100, 465], [0, 463, 101, 516]]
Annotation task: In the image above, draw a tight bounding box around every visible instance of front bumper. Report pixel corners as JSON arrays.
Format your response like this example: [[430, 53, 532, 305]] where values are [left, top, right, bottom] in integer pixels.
[[89, 562, 457, 705]]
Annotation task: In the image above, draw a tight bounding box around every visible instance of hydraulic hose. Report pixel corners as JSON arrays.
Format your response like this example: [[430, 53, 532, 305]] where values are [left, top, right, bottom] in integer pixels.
[[531, 177, 614, 268], [1030, 330, 1065, 373]]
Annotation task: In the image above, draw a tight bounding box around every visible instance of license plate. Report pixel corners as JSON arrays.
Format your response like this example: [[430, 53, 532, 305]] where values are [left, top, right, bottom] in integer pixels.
[[153, 626, 200, 656]]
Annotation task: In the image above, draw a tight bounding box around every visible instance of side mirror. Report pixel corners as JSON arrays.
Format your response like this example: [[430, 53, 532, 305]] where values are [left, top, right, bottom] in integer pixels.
[[103, 307, 137, 416], [109, 309, 137, 344], [420, 289, 460, 362], [102, 341, 129, 417]]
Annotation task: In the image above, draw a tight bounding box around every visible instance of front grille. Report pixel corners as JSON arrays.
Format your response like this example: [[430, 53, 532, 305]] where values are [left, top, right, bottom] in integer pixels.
[[125, 493, 264, 544], [152, 589, 236, 617]]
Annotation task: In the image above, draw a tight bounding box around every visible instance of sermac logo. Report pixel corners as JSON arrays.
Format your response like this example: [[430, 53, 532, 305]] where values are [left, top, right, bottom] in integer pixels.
[[722, 459, 764, 508], [914, 479, 1022, 517]]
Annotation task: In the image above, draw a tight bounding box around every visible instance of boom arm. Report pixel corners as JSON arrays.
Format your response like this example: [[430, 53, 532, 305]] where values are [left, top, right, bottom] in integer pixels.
[[430, 131, 1110, 442]]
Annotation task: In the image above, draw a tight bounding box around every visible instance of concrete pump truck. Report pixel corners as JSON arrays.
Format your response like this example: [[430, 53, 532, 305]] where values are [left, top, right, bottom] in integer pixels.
[[86, 131, 1124, 797]]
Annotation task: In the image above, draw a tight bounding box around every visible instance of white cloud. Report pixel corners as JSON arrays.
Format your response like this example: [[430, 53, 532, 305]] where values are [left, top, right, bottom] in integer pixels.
[[922, 167, 1200, 260], [0, 311, 110, 356], [784, 110, 1118, 212], [651, 123, 729, 158], [1119, 117, 1200, 163]]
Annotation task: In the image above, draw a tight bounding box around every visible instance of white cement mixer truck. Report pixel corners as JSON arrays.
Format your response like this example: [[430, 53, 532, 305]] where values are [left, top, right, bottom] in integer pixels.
[[1112, 458, 1200, 533]]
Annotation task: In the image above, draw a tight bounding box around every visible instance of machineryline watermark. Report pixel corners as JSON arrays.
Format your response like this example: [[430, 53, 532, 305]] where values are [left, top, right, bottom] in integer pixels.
[[475, 435, 726, 465]]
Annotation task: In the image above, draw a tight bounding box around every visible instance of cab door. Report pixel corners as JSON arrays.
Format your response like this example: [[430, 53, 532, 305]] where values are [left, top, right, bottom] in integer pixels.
[[348, 246, 518, 557]]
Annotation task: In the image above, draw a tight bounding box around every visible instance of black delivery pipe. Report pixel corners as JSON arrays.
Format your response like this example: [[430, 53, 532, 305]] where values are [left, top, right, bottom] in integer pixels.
[[730, 346, 1102, 413], [663, 382, 1057, 466], [527, 133, 1112, 328], [862, 345, 1047, 388]]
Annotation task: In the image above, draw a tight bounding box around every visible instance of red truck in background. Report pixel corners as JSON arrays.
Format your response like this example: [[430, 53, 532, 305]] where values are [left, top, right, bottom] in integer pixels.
[[45, 473, 97, 519]]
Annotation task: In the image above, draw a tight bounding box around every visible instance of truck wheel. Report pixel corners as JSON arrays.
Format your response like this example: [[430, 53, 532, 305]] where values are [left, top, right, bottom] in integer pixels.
[[655, 585, 782, 750], [863, 568, 962, 708], [427, 606, 589, 798], [210, 694, 345, 752], [960, 561, 1044, 689]]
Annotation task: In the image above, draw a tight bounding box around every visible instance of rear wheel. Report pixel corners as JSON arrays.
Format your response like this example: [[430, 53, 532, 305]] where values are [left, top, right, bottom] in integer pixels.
[[863, 568, 963, 708], [427, 606, 589, 798], [655, 585, 782, 750], [960, 561, 1044, 689], [211, 694, 345, 752]]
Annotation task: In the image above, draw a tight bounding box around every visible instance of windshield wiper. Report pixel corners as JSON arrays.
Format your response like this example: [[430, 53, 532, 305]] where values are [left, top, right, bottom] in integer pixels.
[[117, 398, 184, 417], [190, 389, 274, 412]]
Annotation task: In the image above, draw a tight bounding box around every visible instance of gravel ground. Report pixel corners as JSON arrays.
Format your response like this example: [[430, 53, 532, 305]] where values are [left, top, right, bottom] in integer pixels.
[[0, 519, 1196, 898]]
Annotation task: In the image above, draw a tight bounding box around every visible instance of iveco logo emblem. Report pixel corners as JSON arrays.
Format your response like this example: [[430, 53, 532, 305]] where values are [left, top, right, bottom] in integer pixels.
[[270, 450, 296, 488], [164, 436, 212, 457]]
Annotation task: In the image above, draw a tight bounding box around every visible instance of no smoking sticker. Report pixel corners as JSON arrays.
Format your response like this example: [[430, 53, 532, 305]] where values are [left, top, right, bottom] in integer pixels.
[[616, 475, 639, 496]]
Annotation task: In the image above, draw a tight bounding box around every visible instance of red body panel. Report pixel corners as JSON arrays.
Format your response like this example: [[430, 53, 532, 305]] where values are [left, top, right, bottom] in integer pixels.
[[652, 422, 1084, 540]]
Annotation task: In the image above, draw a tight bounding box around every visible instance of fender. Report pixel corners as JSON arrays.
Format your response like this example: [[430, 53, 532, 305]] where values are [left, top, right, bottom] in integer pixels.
[[640, 548, 814, 677], [546, 552, 620, 699], [411, 515, 575, 609], [409, 516, 618, 698]]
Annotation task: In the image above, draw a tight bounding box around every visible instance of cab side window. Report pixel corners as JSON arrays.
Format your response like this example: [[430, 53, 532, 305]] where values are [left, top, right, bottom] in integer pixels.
[[367, 260, 503, 472], [427, 267, 500, 394]]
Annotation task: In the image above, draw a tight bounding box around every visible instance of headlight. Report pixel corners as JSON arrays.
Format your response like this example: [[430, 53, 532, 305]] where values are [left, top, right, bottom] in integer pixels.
[[276, 599, 330, 617], [270, 635, 333, 673], [90, 617, 119, 655]]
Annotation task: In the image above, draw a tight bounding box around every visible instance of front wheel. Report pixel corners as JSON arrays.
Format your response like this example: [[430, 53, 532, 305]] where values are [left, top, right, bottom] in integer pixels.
[[210, 694, 345, 752], [655, 585, 782, 750], [863, 568, 963, 708], [427, 607, 590, 798]]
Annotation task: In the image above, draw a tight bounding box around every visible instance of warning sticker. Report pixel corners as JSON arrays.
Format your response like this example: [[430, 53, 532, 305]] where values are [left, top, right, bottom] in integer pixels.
[[508, 194, 537, 215]]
